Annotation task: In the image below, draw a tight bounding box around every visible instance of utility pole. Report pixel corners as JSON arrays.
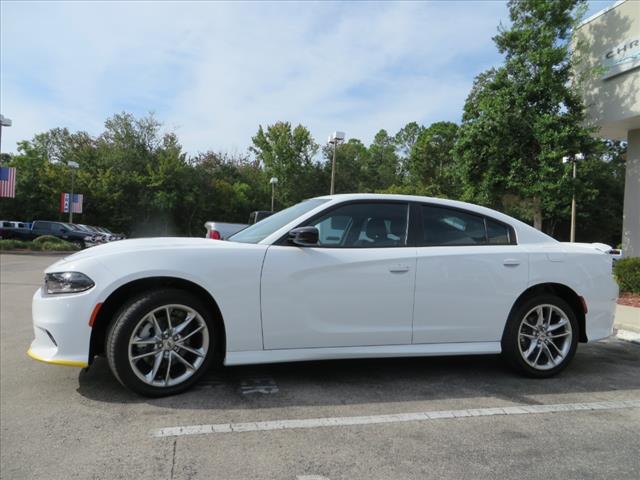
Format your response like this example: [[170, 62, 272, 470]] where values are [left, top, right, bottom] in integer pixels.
[[67, 161, 80, 223], [328, 131, 345, 195], [270, 177, 278, 211], [562, 153, 584, 243]]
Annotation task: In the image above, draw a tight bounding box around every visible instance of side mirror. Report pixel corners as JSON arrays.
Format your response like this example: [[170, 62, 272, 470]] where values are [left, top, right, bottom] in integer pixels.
[[288, 226, 319, 247]]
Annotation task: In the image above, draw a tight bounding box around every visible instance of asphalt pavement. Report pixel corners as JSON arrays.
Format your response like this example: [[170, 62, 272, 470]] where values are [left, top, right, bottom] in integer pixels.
[[1, 253, 639, 480]]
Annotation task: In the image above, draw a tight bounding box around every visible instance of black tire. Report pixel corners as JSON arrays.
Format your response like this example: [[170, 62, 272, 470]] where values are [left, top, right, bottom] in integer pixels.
[[501, 295, 579, 378], [72, 239, 85, 249], [106, 288, 217, 397]]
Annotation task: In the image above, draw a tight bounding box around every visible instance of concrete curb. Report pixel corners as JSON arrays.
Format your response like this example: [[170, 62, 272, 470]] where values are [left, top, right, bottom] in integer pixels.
[[614, 304, 640, 333]]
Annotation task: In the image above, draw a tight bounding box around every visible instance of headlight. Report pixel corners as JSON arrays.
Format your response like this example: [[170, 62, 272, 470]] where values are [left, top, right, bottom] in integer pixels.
[[44, 272, 95, 294]]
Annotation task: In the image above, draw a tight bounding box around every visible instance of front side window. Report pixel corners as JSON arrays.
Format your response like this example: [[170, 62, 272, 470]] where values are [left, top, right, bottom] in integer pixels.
[[229, 198, 329, 244], [308, 202, 409, 248]]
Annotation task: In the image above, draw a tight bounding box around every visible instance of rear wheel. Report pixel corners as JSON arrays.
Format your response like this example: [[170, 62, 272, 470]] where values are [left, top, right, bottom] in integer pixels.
[[106, 289, 216, 396], [502, 295, 578, 377]]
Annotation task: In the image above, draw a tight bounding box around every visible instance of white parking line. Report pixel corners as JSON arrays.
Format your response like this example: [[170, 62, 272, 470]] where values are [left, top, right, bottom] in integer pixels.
[[151, 399, 640, 438]]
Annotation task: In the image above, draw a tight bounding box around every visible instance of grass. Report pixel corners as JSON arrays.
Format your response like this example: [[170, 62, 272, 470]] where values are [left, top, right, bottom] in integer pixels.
[[0, 238, 80, 252]]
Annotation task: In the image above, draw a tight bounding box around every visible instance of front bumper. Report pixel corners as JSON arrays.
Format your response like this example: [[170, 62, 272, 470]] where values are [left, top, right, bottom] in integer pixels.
[[28, 287, 96, 368]]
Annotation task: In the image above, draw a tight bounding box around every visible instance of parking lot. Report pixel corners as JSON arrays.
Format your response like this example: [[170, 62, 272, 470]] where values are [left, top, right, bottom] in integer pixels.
[[1, 253, 639, 480]]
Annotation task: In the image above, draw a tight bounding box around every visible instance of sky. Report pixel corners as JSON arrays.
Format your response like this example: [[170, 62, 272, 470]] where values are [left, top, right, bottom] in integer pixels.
[[0, 0, 614, 157]]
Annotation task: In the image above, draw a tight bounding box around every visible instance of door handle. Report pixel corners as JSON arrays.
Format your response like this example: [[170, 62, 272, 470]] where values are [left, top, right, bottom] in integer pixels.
[[503, 258, 521, 266], [388, 265, 410, 273]]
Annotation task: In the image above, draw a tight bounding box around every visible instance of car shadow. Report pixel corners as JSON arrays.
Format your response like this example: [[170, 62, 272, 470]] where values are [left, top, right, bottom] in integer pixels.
[[76, 338, 640, 409]]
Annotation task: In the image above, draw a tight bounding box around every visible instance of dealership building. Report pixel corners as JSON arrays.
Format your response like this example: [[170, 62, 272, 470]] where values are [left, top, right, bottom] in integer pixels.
[[573, 0, 639, 256]]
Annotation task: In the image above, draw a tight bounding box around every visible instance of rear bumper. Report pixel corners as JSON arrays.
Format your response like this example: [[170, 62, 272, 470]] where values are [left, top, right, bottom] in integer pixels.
[[584, 279, 619, 342]]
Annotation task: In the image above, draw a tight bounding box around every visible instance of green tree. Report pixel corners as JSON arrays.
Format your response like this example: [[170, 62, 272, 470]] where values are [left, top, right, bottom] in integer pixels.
[[250, 122, 319, 205], [407, 121, 459, 197], [321, 138, 369, 194], [455, 0, 597, 231], [364, 129, 400, 191]]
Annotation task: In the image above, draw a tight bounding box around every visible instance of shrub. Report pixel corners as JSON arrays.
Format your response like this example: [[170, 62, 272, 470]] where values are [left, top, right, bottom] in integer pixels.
[[0, 238, 79, 252], [33, 235, 62, 245], [0, 239, 33, 250], [39, 241, 79, 251], [614, 257, 640, 294]]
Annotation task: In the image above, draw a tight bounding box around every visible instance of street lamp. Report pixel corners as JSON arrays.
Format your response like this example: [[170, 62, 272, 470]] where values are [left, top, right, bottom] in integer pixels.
[[562, 153, 585, 243], [0, 114, 12, 155], [270, 176, 278, 212], [328, 131, 345, 195], [67, 161, 80, 223]]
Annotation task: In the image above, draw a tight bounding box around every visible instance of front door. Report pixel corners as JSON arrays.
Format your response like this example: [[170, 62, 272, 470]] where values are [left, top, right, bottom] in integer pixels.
[[261, 202, 416, 349]]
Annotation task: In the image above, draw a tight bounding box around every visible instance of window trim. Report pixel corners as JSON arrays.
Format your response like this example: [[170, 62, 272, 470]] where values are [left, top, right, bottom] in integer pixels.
[[416, 202, 517, 247], [274, 199, 413, 248]]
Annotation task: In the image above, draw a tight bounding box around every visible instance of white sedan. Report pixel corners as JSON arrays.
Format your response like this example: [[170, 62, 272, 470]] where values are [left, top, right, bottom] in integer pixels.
[[28, 194, 618, 396]]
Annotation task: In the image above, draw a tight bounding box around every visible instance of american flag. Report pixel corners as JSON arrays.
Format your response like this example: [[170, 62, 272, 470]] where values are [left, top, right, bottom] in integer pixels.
[[60, 192, 83, 213], [0, 166, 16, 198]]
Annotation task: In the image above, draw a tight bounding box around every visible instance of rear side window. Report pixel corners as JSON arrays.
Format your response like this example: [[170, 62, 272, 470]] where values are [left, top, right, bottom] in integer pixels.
[[486, 219, 512, 244], [421, 206, 486, 246], [420, 205, 514, 246]]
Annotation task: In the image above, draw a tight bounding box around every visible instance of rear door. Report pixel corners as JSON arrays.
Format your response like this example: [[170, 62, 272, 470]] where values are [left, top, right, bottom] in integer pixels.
[[261, 201, 416, 349], [412, 204, 528, 344]]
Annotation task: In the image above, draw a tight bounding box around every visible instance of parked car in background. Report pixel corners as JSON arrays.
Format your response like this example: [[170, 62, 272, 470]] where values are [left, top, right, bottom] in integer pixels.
[[248, 210, 274, 224], [204, 221, 248, 240], [205, 211, 274, 239], [0, 220, 32, 240], [30, 194, 618, 397], [29, 221, 95, 248]]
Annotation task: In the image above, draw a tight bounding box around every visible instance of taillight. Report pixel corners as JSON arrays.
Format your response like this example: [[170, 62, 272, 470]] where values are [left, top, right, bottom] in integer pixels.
[[209, 230, 221, 240]]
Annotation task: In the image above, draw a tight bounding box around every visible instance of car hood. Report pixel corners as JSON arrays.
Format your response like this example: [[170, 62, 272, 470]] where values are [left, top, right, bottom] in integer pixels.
[[61, 237, 230, 262]]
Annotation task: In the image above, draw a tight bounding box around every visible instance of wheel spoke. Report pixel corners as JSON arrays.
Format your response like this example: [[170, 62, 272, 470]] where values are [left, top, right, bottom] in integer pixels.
[[131, 337, 158, 346], [548, 318, 568, 332], [533, 344, 543, 365], [520, 333, 537, 339], [524, 340, 538, 358], [545, 307, 552, 328], [166, 307, 173, 329], [171, 350, 195, 372], [522, 320, 537, 330], [131, 349, 160, 360], [174, 313, 197, 335], [146, 352, 163, 382], [546, 340, 564, 358], [548, 331, 570, 338], [150, 313, 163, 337], [541, 343, 556, 366], [177, 343, 205, 357], [535, 307, 545, 326], [164, 352, 173, 385], [177, 324, 204, 342]]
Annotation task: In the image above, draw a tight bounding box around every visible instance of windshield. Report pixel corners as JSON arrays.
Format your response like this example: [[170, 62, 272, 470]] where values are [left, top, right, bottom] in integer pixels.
[[229, 198, 329, 244]]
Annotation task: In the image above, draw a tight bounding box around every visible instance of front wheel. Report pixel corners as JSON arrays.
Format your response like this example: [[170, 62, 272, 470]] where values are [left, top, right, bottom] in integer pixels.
[[502, 295, 578, 378], [106, 289, 217, 396]]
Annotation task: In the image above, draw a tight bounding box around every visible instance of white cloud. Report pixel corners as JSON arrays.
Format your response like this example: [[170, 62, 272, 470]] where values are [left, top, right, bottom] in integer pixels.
[[1, 0, 510, 156]]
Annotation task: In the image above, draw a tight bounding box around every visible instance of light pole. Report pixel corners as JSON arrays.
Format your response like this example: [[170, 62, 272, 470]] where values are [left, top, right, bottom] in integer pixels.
[[328, 131, 345, 195], [562, 153, 584, 243], [0, 115, 12, 155], [67, 161, 80, 223], [270, 176, 278, 212]]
